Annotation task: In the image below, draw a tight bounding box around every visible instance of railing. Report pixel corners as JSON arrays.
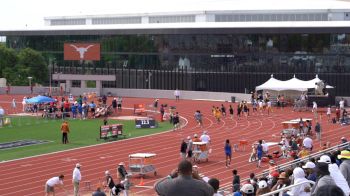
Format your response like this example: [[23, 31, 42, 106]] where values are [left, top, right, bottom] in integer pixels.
[[219, 141, 350, 194], [261, 180, 315, 196]]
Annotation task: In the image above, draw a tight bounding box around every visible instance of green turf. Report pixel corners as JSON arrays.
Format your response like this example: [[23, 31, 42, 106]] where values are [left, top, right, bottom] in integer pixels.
[[0, 116, 173, 161]]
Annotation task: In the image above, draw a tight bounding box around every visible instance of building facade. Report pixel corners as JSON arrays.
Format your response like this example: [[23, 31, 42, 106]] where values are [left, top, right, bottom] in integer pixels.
[[2, 3, 350, 95]]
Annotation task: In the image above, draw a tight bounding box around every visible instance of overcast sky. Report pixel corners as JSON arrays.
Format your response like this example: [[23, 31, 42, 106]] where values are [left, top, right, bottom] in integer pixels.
[[0, 0, 346, 30], [0, 0, 218, 29]]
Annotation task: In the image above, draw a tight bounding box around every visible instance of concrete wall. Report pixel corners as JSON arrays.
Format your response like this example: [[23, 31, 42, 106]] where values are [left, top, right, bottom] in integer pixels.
[[0, 86, 251, 102], [102, 88, 251, 102]]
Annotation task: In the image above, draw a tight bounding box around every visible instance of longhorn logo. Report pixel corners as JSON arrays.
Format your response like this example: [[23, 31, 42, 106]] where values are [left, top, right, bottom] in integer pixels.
[[69, 44, 95, 59]]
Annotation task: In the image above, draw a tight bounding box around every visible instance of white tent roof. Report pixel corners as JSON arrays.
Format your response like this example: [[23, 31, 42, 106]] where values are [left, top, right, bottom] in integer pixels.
[[255, 75, 334, 91], [255, 75, 286, 91]]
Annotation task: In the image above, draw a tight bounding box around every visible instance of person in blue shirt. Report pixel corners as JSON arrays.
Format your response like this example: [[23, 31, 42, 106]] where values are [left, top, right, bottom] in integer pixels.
[[77, 104, 83, 119], [225, 139, 232, 168], [89, 101, 96, 118], [257, 140, 263, 168], [71, 103, 77, 119]]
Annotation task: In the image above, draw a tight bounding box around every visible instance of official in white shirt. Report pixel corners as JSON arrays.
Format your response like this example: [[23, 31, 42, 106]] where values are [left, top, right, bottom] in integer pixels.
[[72, 163, 82, 196]]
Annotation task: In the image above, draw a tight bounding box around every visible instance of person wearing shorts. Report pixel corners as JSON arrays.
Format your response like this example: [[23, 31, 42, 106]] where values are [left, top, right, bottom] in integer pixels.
[[257, 140, 263, 168], [45, 175, 66, 196], [224, 139, 232, 168]]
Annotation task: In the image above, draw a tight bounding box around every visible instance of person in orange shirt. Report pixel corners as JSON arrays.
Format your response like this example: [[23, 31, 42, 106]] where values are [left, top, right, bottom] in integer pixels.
[[61, 121, 70, 144]]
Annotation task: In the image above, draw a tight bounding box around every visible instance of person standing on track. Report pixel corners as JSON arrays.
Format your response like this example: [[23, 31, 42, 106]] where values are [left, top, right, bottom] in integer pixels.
[[11, 98, 16, 114], [112, 98, 117, 113], [72, 163, 82, 196], [225, 139, 232, 168], [45, 174, 67, 196], [221, 104, 226, 117], [60, 121, 70, 144], [257, 140, 263, 168], [229, 105, 234, 120], [173, 112, 180, 131], [174, 89, 180, 101], [180, 139, 188, 160], [187, 136, 193, 162], [194, 110, 203, 127], [117, 96, 123, 111]]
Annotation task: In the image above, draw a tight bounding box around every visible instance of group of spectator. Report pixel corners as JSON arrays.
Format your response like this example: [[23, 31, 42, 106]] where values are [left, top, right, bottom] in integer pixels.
[[230, 147, 350, 196]]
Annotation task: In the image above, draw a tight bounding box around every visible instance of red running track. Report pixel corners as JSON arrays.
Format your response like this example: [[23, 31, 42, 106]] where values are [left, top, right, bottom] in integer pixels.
[[0, 95, 348, 196]]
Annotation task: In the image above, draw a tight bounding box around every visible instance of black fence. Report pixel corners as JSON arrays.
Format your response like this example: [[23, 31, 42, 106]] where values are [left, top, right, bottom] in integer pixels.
[[52, 66, 350, 96]]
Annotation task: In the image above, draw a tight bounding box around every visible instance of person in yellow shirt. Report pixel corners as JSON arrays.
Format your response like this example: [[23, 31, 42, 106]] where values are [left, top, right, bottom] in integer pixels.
[[61, 121, 70, 144], [298, 147, 310, 158]]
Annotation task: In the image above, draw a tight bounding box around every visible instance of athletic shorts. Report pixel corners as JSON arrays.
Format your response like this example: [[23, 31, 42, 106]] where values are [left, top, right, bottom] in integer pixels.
[[257, 151, 263, 160], [45, 184, 54, 193]]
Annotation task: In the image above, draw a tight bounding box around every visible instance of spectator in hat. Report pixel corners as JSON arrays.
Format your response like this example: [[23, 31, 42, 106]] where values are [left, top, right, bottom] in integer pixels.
[[302, 162, 317, 182], [338, 150, 350, 188], [310, 162, 336, 195], [271, 172, 290, 196], [256, 179, 270, 195], [154, 160, 214, 196], [287, 167, 311, 196], [318, 154, 350, 195], [72, 163, 82, 196], [240, 183, 255, 196]]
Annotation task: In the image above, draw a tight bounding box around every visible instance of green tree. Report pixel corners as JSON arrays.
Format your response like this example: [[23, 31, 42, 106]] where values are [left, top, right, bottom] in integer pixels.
[[17, 48, 47, 85], [0, 44, 17, 78]]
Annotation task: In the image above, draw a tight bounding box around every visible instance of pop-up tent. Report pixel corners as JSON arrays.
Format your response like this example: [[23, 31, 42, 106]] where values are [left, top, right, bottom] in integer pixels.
[[25, 95, 56, 104], [256, 75, 334, 92], [255, 75, 286, 91]]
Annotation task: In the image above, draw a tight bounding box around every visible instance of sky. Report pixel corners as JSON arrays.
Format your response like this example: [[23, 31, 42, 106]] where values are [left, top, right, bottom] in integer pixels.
[[0, 0, 347, 30], [0, 0, 216, 29]]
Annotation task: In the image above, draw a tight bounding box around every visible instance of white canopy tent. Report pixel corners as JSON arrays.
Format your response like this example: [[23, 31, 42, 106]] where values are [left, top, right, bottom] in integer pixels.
[[255, 75, 334, 92]]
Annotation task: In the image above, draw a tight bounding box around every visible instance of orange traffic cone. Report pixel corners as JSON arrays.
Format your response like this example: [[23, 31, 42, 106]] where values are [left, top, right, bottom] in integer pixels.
[[138, 177, 145, 186]]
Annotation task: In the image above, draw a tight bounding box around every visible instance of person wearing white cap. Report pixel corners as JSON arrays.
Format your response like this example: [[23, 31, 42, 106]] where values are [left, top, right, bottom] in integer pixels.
[[256, 180, 270, 195], [240, 183, 254, 196], [302, 162, 317, 182], [318, 154, 350, 195], [72, 163, 82, 196], [303, 136, 313, 151]]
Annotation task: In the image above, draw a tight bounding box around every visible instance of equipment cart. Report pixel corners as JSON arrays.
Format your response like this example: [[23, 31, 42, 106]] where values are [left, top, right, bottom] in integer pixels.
[[128, 153, 157, 176], [192, 142, 209, 163]]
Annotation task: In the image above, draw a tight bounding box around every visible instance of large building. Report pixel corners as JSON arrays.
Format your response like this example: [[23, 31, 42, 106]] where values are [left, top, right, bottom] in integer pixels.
[[1, 0, 350, 95]]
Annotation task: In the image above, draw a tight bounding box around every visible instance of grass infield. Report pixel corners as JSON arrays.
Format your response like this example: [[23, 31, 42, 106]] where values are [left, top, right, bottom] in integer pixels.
[[0, 116, 173, 161]]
